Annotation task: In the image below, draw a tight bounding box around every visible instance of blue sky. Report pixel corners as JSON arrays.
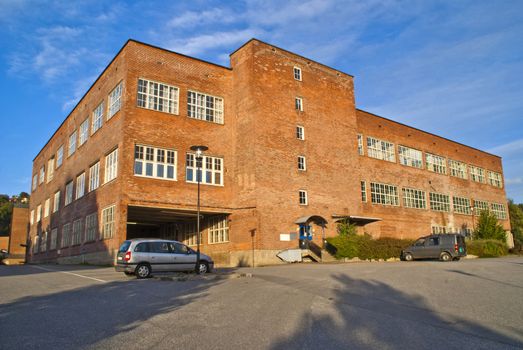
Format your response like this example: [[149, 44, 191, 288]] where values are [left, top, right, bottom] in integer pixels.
[[0, 0, 522, 202]]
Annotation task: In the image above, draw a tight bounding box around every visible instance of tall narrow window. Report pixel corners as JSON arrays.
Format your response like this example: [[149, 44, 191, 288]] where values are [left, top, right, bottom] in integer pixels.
[[79, 118, 90, 145], [293, 67, 302, 81], [61, 223, 72, 248], [39, 166, 45, 184], [76, 172, 85, 199], [85, 213, 98, 242], [187, 90, 224, 124], [40, 231, 47, 252], [65, 181, 73, 205], [357, 134, 364, 155], [32, 174, 38, 191], [30, 210, 34, 225], [47, 158, 55, 182], [295, 97, 303, 111], [53, 191, 60, 213], [72, 219, 83, 246], [361, 181, 367, 202], [89, 162, 100, 191], [299, 190, 308, 205], [56, 145, 64, 167], [68, 131, 77, 157], [296, 125, 305, 140], [108, 82, 122, 119], [185, 153, 223, 186], [44, 198, 50, 218], [134, 145, 177, 180], [137, 78, 179, 114], [36, 204, 42, 222], [50, 228, 57, 250], [104, 148, 118, 183], [298, 156, 306, 171], [101, 205, 116, 239], [92, 102, 104, 134]]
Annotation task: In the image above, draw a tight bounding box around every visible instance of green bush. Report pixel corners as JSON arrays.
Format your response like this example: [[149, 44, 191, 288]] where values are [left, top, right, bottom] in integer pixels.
[[467, 239, 508, 258], [474, 210, 506, 241], [326, 233, 414, 260]]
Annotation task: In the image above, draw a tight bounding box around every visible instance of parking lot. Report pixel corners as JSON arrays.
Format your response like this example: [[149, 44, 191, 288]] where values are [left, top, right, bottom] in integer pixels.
[[1, 257, 522, 349]]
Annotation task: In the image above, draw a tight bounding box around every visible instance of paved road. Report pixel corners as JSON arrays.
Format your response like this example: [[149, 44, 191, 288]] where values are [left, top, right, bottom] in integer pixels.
[[0, 257, 522, 349]]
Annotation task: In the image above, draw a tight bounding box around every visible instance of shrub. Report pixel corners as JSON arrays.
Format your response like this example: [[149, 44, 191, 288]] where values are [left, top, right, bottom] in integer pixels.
[[326, 233, 414, 260], [467, 239, 508, 258], [474, 210, 506, 241]]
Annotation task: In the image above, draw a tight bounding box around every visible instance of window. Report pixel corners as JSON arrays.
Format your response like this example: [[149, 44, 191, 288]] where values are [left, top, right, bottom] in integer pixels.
[[208, 216, 229, 244], [65, 181, 73, 205], [76, 172, 85, 199], [104, 148, 118, 183], [47, 158, 55, 182], [449, 159, 467, 179], [108, 82, 122, 119], [187, 90, 224, 124], [53, 191, 60, 213], [185, 153, 223, 186], [89, 162, 100, 191], [427, 236, 440, 246], [431, 225, 449, 234], [39, 166, 45, 184], [36, 204, 42, 222], [137, 78, 179, 114], [33, 236, 39, 254], [370, 182, 399, 206], [402, 188, 426, 209], [134, 145, 177, 180], [469, 165, 485, 183], [50, 228, 57, 250], [474, 200, 489, 216], [430, 192, 450, 212], [56, 145, 64, 168], [79, 118, 89, 146], [30, 210, 34, 225], [295, 97, 303, 111], [491, 203, 507, 220], [398, 145, 422, 168], [40, 232, 47, 252], [361, 181, 367, 202], [72, 219, 83, 246], [85, 213, 98, 242], [487, 171, 503, 188], [296, 125, 305, 140], [453, 196, 471, 214], [101, 205, 116, 239], [32, 175, 38, 191], [61, 223, 72, 248], [68, 130, 77, 157], [44, 198, 50, 218], [357, 134, 364, 155], [293, 66, 302, 81], [367, 137, 395, 162], [299, 190, 308, 205], [91, 102, 104, 134], [426, 153, 446, 174], [178, 222, 200, 246], [298, 156, 306, 171]]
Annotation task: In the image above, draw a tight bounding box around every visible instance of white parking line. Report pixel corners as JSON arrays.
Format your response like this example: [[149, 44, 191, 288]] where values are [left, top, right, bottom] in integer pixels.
[[31, 265, 107, 283]]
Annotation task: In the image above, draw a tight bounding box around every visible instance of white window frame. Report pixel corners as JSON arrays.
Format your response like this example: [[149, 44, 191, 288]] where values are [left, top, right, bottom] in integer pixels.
[[101, 205, 116, 239], [426, 153, 446, 174], [367, 137, 396, 163], [185, 153, 223, 186], [61, 223, 72, 248], [474, 200, 489, 216], [357, 134, 364, 155], [85, 212, 98, 242], [56, 145, 64, 168], [361, 181, 367, 202], [89, 162, 100, 191], [30, 210, 34, 225], [68, 130, 77, 157], [180, 222, 201, 246], [491, 203, 507, 220], [469, 165, 485, 183], [47, 158, 55, 183], [104, 148, 118, 183], [296, 125, 305, 140], [187, 90, 224, 124], [295, 97, 303, 111], [398, 145, 423, 169], [36, 204, 42, 222], [208, 216, 229, 244], [487, 171, 503, 188], [298, 156, 306, 171], [370, 182, 399, 206], [449, 159, 468, 179], [108, 81, 122, 119], [299, 190, 308, 205], [453, 196, 471, 214], [65, 181, 73, 206], [39, 166, 45, 184], [134, 145, 177, 181], [79, 118, 90, 146], [293, 66, 302, 81], [44, 198, 50, 218], [429, 192, 450, 212], [76, 172, 85, 199], [53, 191, 60, 213], [32, 175, 38, 191], [137, 78, 179, 114], [72, 219, 83, 246], [402, 188, 426, 209]]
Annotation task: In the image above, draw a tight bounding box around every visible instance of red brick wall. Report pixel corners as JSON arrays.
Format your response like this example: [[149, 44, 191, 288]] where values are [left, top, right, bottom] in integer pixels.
[[8, 207, 29, 258]]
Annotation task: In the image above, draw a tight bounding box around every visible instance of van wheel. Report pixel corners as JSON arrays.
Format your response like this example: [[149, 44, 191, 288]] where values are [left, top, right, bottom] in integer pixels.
[[198, 261, 209, 274], [440, 252, 451, 262], [135, 264, 151, 279], [404, 253, 413, 262]]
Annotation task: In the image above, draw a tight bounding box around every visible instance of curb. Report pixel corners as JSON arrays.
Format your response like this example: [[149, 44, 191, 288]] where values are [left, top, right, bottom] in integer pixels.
[[154, 272, 254, 282]]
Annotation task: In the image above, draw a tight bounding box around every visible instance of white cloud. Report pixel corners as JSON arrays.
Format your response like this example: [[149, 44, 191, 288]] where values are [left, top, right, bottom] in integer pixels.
[[505, 177, 523, 185], [488, 138, 523, 157], [167, 8, 236, 28]]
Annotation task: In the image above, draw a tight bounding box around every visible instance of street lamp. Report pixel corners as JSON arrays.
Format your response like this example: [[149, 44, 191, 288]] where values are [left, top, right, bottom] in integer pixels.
[[190, 145, 208, 274], [470, 206, 475, 237]]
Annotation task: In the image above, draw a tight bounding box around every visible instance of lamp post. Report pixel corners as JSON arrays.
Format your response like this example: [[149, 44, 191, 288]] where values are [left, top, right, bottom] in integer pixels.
[[190, 145, 208, 274], [470, 206, 475, 238]]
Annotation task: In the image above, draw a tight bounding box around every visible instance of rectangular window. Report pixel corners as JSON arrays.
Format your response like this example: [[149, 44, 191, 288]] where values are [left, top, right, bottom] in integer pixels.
[[56, 145, 64, 167], [79, 118, 89, 146], [89, 162, 100, 191], [474, 200, 489, 216], [134, 145, 177, 181], [76, 172, 85, 199], [30, 210, 34, 225], [295, 97, 303, 111], [185, 153, 223, 186], [453, 196, 471, 214], [40, 231, 47, 252], [449, 159, 467, 179], [33, 236, 39, 254], [180, 222, 201, 246], [487, 171, 503, 188], [85, 213, 98, 242], [430, 192, 450, 212], [44, 198, 50, 218], [398, 145, 422, 168], [36, 204, 42, 222], [426, 153, 446, 174], [137, 78, 179, 114], [72, 219, 83, 246], [491, 203, 507, 220], [101, 205, 116, 239], [53, 191, 60, 213], [108, 82, 122, 119], [32, 174, 38, 191], [299, 190, 308, 205], [208, 216, 229, 244], [65, 181, 73, 205], [68, 130, 77, 157], [367, 137, 395, 162], [469, 165, 485, 183], [104, 148, 118, 183], [361, 181, 367, 202], [61, 223, 72, 248], [50, 228, 57, 250], [187, 90, 224, 124], [402, 188, 426, 209], [431, 225, 449, 234], [293, 67, 302, 81], [92, 101, 104, 134], [39, 166, 45, 184], [298, 156, 306, 171], [47, 158, 55, 182], [370, 182, 399, 206], [296, 125, 305, 140], [357, 134, 364, 155]]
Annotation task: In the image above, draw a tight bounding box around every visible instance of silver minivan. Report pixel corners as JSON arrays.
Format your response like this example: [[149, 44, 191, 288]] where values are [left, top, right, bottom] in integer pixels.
[[115, 239, 214, 278]]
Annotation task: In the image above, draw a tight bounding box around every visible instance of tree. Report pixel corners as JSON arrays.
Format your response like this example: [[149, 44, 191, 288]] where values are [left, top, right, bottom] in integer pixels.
[[508, 199, 523, 251], [0, 201, 13, 236], [473, 210, 506, 242]]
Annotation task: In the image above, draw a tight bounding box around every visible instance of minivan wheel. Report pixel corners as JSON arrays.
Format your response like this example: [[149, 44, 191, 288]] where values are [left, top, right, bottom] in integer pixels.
[[440, 252, 451, 262], [135, 264, 151, 279], [198, 261, 209, 274], [404, 253, 413, 262]]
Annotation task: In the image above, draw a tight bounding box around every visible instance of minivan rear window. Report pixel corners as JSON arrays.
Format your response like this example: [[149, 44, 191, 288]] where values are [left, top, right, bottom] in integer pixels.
[[456, 235, 465, 244], [118, 241, 132, 253]]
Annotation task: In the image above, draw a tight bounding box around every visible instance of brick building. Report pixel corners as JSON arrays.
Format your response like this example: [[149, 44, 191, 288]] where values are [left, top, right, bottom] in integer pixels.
[[27, 39, 510, 266]]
